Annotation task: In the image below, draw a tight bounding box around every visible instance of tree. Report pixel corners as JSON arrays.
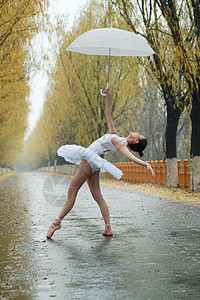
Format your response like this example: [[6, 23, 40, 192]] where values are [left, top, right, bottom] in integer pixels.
[[113, 0, 189, 187], [24, 0, 142, 168], [156, 0, 200, 190], [0, 0, 49, 168]]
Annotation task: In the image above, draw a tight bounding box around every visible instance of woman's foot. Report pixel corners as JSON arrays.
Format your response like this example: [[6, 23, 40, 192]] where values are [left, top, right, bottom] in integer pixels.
[[46, 218, 61, 239], [102, 224, 113, 236]]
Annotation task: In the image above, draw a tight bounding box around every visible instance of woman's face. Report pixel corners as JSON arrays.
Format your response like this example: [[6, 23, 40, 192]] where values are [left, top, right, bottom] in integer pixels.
[[129, 132, 145, 143]]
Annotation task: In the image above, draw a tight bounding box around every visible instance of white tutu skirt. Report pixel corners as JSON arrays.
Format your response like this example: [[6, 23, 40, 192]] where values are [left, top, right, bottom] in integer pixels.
[[57, 145, 123, 180]]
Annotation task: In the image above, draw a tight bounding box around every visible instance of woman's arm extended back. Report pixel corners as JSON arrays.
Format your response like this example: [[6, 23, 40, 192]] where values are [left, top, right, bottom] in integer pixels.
[[111, 138, 155, 177], [104, 88, 118, 135]]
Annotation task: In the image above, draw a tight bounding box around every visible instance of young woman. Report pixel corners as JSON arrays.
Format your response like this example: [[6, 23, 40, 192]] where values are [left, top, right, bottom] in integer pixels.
[[46, 88, 155, 238]]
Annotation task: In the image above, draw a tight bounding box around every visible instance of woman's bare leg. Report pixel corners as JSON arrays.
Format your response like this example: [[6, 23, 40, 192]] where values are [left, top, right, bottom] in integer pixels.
[[46, 160, 93, 238], [87, 172, 113, 236]]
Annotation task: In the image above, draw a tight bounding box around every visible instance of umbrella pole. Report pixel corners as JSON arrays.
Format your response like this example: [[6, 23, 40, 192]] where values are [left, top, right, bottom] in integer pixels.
[[107, 47, 111, 88], [107, 20, 112, 88], [100, 47, 111, 95]]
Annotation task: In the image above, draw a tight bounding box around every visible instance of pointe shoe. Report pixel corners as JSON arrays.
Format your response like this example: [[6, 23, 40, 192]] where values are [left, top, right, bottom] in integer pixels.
[[102, 224, 113, 236], [46, 219, 61, 239]]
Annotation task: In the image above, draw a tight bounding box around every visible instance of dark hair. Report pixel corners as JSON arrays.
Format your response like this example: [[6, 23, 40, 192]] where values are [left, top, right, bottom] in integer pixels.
[[128, 138, 147, 157]]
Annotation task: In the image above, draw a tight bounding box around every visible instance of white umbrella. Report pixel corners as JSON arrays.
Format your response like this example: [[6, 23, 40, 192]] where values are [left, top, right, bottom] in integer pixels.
[[66, 27, 155, 95]]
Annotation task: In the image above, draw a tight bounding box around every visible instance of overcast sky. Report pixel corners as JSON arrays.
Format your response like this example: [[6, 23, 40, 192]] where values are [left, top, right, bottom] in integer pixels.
[[25, 0, 88, 138]]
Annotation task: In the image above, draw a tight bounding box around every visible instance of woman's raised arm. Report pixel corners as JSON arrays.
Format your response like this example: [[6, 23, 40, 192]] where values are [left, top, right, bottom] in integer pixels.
[[104, 88, 118, 135]]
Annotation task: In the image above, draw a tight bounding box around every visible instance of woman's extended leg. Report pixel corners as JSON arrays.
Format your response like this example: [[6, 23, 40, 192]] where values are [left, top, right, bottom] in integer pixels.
[[46, 160, 93, 238], [87, 172, 113, 236]]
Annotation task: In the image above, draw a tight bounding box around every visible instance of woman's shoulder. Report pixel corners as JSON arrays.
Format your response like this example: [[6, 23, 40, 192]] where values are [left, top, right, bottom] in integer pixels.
[[111, 134, 128, 145], [103, 133, 119, 137], [100, 133, 119, 141]]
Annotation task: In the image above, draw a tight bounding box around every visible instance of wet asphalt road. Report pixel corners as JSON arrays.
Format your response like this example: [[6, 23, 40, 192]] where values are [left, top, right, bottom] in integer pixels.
[[0, 172, 200, 300]]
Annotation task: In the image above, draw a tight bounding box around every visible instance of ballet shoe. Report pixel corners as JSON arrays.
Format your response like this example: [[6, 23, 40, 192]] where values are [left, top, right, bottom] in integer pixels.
[[46, 219, 61, 239], [102, 224, 113, 236]]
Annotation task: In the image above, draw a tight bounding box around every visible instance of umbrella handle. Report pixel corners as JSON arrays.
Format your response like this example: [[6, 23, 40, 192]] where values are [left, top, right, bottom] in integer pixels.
[[100, 89, 106, 96], [100, 82, 109, 96]]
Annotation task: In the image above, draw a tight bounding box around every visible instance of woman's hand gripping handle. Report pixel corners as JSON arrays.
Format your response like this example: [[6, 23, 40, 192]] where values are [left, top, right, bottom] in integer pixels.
[[100, 83, 109, 96]]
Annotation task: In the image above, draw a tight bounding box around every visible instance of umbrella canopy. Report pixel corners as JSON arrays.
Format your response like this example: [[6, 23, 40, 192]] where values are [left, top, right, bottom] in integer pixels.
[[66, 27, 155, 95], [67, 27, 154, 56]]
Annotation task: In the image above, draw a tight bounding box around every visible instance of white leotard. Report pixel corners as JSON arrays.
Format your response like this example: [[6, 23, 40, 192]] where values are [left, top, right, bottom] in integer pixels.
[[88, 133, 128, 155]]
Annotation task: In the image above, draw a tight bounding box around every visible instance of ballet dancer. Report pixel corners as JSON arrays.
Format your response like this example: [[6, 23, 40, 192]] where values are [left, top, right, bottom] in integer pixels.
[[46, 88, 155, 238]]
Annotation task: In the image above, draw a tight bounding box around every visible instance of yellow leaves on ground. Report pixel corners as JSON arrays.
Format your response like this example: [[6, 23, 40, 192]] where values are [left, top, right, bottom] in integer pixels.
[[101, 179, 200, 206]]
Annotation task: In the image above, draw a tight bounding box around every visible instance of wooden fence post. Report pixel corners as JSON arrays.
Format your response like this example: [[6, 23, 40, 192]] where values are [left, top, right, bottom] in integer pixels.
[[155, 161, 159, 184], [142, 164, 146, 183], [160, 161, 165, 185], [184, 159, 190, 189], [132, 163, 135, 183], [177, 160, 183, 188]]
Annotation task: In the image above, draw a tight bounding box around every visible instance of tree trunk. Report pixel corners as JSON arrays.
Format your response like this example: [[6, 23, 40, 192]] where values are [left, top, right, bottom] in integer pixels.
[[190, 94, 200, 191], [190, 96, 200, 157], [190, 156, 200, 191], [166, 158, 178, 188], [165, 102, 181, 188]]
